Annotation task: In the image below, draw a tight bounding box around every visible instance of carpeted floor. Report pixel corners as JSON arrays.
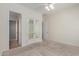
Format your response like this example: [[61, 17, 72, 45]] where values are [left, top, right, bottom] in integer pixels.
[[2, 40, 79, 56]]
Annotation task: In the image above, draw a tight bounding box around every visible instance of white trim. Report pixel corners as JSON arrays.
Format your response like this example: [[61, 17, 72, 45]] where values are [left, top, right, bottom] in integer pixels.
[[16, 21, 17, 40]]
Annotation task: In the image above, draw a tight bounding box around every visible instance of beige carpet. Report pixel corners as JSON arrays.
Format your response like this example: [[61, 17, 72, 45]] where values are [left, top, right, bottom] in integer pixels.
[[2, 40, 79, 56], [9, 39, 20, 49]]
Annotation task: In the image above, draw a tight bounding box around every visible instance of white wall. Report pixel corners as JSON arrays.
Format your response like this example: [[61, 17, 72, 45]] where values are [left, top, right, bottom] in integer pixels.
[[0, 4, 9, 55], [0, 4, 42, 55], [44, 6, 79, 47]]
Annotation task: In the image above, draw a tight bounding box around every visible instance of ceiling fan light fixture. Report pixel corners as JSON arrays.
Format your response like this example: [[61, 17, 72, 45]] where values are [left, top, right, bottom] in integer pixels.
[[45, 3, 55, 11], [45, 6, 50, 11], [49, 4, 54, 10]]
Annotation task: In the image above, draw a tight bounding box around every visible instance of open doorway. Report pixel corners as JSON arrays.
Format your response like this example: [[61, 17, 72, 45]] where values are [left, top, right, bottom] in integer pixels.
[[9, 11, 22, 49]]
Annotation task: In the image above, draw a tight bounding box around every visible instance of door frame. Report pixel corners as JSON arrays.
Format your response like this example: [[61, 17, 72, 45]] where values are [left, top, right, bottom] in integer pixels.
[[9, 11, 22, 49]]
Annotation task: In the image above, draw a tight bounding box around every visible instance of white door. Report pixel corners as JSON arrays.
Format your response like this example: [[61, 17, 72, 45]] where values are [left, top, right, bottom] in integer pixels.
[[42, 19, 48, 40]]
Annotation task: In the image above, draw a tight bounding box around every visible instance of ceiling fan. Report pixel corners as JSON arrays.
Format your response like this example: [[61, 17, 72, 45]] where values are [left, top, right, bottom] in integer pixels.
[[45, 3, 56, 11]]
